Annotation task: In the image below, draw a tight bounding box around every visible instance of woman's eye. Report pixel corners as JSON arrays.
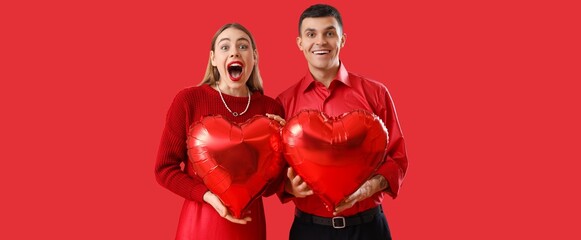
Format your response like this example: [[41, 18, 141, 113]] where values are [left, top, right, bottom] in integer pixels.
[[220, 45, 229, 51], [239, 44, 248, 50]]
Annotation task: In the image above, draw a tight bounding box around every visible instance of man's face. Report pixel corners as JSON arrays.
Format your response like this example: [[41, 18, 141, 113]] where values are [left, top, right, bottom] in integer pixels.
[[297, 16, 345, 72]]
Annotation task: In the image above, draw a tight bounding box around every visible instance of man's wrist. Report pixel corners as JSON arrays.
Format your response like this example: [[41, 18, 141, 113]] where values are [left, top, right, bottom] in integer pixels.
[[373, 175, 389, 192]]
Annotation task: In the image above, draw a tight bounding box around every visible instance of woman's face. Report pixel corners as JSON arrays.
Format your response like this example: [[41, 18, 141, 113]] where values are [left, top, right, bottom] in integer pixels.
[[211, 28, 256, 89]]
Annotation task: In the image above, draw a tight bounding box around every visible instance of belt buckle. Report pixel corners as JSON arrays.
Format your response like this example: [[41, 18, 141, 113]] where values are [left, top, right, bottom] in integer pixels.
[[332, 216, 346, 229]]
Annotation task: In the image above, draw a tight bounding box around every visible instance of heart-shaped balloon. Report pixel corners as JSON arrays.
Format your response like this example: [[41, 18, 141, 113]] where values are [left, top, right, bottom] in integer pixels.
[[187, 115, 284, 218], [282, 109, 389, 212]]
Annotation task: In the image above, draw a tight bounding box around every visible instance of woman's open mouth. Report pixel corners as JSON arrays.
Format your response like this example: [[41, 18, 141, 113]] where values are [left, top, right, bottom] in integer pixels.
[[227, 61, 244, 81]]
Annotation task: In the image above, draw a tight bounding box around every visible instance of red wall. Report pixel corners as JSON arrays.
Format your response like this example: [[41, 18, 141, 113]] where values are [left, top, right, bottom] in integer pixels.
[[1, 0, 579, 239]]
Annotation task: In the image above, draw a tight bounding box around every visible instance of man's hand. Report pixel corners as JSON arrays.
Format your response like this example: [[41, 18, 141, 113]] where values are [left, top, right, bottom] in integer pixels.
[[266, 113, 286, 126], [333, 175, 389, 215], [285, 167, 314, 198], [203, 191, 252, 224]]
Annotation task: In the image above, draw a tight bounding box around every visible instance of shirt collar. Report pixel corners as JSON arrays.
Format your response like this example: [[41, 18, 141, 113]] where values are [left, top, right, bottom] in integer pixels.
[[299, 62, 351, 93]]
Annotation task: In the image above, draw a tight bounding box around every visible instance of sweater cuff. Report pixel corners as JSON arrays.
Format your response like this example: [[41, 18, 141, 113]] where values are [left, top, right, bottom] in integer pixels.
[[190, 183, 209, 202]]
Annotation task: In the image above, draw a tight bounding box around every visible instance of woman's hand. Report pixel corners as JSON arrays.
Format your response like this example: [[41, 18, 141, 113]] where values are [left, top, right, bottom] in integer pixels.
[[266, 114, 286, 126], [203, 191, 252, 224]]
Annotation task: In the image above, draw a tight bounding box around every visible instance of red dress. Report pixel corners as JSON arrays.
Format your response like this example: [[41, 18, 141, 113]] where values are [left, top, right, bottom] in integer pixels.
[[155, 84, 284, 240]]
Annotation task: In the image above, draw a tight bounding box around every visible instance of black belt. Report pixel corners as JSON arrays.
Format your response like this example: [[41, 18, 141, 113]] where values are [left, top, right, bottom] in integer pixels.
[[294, 206, 382, 229]]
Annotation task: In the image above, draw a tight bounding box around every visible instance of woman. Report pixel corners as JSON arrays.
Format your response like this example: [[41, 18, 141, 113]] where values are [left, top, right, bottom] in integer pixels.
[[155, 23, 284, 240]]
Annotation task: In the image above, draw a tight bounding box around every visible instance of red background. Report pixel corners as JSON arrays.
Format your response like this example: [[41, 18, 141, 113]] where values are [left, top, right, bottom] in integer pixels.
[[1, 0, 580, 239]]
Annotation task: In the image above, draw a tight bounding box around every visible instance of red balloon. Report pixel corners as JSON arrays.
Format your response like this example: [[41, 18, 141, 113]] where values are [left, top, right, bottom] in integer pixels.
[[187, 115, 284, 218], [282, 110, 389, 212]]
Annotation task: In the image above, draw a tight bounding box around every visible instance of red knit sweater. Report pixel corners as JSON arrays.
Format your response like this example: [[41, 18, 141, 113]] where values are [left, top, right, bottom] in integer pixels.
[[155, 84, 284, 202], [155, 84, 284, 240]]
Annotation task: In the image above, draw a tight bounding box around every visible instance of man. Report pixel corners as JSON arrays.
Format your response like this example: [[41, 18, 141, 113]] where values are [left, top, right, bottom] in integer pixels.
[[275, 4, 408, 240]]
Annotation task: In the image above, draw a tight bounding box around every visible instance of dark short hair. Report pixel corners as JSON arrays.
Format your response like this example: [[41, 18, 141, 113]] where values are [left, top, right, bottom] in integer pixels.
[[298, 4, 343, 35]]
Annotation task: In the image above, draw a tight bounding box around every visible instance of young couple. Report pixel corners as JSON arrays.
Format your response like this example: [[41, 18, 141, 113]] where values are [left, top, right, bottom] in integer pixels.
[[155, 4, 408, 240]]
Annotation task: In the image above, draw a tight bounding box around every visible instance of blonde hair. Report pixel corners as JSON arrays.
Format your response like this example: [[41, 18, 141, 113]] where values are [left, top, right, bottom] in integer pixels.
[[198, 23, 264, 94]]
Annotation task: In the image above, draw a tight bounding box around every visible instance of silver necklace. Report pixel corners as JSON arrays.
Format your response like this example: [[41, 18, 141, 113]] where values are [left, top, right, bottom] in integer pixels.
[[216, 83, 251, 117]]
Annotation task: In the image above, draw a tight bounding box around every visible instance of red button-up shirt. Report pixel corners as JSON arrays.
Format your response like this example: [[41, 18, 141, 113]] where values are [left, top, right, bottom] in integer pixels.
[[276, 63, 408, 217]]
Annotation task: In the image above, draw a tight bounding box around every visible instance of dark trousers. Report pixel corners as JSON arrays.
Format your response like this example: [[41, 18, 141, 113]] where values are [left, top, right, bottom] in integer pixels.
[[289, 209, 392, 240]]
